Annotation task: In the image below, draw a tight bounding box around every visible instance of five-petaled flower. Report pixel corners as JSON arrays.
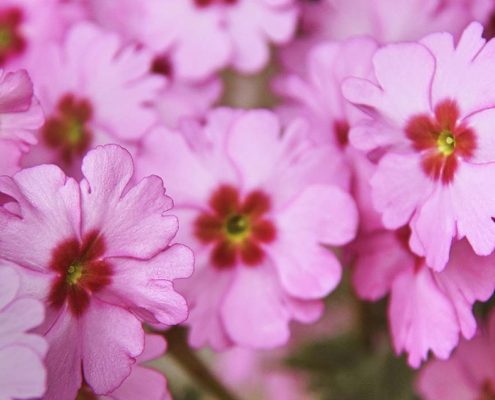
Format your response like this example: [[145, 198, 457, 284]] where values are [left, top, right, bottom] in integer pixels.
[[23, 22, 164, 176], [138, 108, 358, 350], [343, 22, 495, 270], [0, 145, 193, 399]]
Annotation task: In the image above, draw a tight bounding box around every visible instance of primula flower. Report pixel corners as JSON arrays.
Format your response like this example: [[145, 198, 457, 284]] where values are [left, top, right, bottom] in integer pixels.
[[352, 228, 495, 367], [275, 37, 378, 149], [137, 108, 358, 349], [0, 68, 43, 175], [23, 22, 164, 176], [76, 334, 170, 400], [215, 347, 312, 400], [79, 0, 223, 129], [147, 52, 224, 132], [417, 310, 495, 399], [108, 0, 299, 81], [149, 54, 223, 130], [0, 266, 47, 400], [275, 37, 382, 234], [343, 22, 495, 270], [288, 0, 490, 54], [0, 145, 193, 399], [0, 0, 83, 68], [280, 0, 491, 81]]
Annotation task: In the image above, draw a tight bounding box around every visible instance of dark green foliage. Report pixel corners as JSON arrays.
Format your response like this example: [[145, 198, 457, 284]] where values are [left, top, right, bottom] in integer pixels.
[[287, 333, 420, 400], [170, 385, 203, 400]]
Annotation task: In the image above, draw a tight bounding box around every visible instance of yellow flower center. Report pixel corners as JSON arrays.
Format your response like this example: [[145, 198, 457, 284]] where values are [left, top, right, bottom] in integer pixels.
[[66, 118, 85, 146], [66, 264, 83, 286], [225, 214, 250, 242], [437, 130, 456, 156], [0, 27, 12, 49]]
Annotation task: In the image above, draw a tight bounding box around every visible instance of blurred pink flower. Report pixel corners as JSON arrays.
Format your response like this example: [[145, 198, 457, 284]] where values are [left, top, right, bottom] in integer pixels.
[[343, 22, 495, 270], [216, 347, 312, 400], [276, 37, 377, 148], [0, 145, 193, 399], [99, 0, 299, 81], [79, 1, 223, 129], [275, 36, 382, 234], [337, 0, 490, 42], [417, 310, 495, 399], [77, 334, 170, 400], [0, 69, 43, 175], [138, 108, 358, 349], [22, 22, 164, 176], [0, 0, 83, 68], [352, 228, 495, 367], [0, 266, 47, 400], [149, 55, 223, 130], [76, 0, 148, 46], [281, 0, 491, 69]]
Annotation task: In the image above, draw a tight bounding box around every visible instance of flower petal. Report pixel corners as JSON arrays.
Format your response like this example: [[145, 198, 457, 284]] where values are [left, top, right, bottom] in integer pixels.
[[0, 165, 80, 271], [372, 152, 434, 229], [410, 187, 456, 271], [269, 185, 357, 299], [81, 145, 178, 259], [465, 108, 495, 164], [221, 264, 291, 348], [451, 163, 495, 258], [434, 240, 495, 339], [0, 345, 46, 400], [390, 266, 459, 368], [111, 335, 169, 400], [181, 261, 235, 351], [352, 231, 412, 300], [43, 311, 82, 400], [110, 363, 168, 400], [0, 267, 19, 310], [422, 22, 495, 117], [0, 298, 47, 357], [226, 109, 283, 190], [82, 300, 144, 395], [343, 42, 434, 126], [417, 353, 478, 400], [106, 244, 193, 326], [138, 127, 220, 205]]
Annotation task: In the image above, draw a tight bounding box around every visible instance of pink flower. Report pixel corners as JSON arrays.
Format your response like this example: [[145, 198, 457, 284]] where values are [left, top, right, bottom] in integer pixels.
[[280, 0, 491, 78], [106, 0, 299, 81], [137, 109, 358, 349], [0, 0, 83, 68], [215, 347, 312, 400], [149, 54, 223, 130], [77, 0, 149, 46], [352, 228, 495, 367], [275, 37, 382, 233], [343, 22, 495, 270], [0, 145, 193, 399], [295, 0, 489, 46], [0, 266, 47, 400], [417, 310, 495, 399], [276, 37, 378, 148], [79, 1, 223, 129], [22, 22, 164, 176], [76, 334, 170, 400], [0, 69, 43, 175], [153, 76, 222, 130]]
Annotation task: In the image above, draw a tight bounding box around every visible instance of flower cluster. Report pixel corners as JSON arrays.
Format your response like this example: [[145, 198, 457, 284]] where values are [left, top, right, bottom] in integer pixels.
[[2, 0, 495, 399]]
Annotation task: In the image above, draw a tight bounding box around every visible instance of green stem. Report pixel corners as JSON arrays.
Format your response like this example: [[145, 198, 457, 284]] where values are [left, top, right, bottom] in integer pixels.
[[162, 326, 242, 400]]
